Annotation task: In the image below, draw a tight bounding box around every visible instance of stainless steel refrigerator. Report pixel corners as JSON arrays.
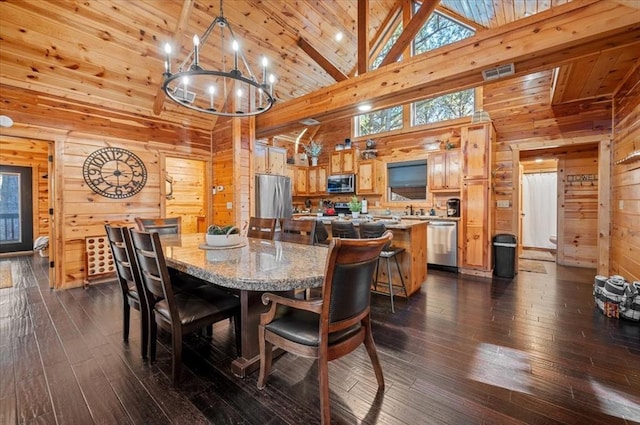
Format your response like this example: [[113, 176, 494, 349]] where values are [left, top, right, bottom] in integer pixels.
[[255, 174, 293, 219]]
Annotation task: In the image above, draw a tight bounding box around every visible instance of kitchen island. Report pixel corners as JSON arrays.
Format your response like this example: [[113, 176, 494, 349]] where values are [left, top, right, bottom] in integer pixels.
[[298, 216, 427, 296]]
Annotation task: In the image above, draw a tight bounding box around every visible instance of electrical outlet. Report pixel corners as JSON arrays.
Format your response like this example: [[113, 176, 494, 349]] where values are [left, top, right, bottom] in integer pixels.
[[226, 202, 233, 209], [619, 200, 624, 210], [497, 200, 510, 208]]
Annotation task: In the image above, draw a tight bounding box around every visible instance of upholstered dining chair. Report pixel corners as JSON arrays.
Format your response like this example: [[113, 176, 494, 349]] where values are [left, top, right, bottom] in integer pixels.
[[359, 222, 407, 313], [134, 216, 181, 235], [314, 220, 330, 245], [129, 228, 241, 386], [279, 218, 316, 245], [104, 224, 153, 359], [247, 217, 276, 240], [330, 221, 359, 239], [257, 232, 392, 425]]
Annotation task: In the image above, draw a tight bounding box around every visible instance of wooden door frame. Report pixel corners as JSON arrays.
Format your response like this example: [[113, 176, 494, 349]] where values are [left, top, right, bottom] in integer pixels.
[[511, 137, 611, 275]]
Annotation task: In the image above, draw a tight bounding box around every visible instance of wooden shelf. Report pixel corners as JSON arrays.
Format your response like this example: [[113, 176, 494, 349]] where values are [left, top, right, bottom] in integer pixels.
[[615, 150, 640, 165]]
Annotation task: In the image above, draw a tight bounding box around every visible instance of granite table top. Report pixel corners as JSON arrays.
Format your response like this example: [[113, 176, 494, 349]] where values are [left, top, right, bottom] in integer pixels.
[[160, 233, 328, 292]]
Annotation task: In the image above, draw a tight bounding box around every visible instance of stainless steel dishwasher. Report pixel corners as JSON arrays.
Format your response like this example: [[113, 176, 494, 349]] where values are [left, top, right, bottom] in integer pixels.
[[427, 220, 458, 271]]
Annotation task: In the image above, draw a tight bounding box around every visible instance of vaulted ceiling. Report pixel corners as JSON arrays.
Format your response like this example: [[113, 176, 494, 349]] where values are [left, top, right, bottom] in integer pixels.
[[1, 0, 639, 137]]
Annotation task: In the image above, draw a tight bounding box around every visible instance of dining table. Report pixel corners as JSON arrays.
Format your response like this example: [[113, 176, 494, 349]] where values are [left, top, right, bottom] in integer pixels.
[[160, 233, 328, 377]]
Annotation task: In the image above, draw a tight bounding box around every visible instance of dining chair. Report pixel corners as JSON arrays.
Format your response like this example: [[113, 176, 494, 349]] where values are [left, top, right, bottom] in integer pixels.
[[247, 217, 276, 240], [257, 232, 392, 425], [129, 228, 241, 386], [279, 218, 316, 245], [330, 221, 359, 239], [134, 216, 181, 235], [359, 222, 407, 313], [104, 224, 153, 359]]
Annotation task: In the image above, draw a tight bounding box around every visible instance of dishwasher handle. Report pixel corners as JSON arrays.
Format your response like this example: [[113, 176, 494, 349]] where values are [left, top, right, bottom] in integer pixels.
[[428, 222, 456, 227]]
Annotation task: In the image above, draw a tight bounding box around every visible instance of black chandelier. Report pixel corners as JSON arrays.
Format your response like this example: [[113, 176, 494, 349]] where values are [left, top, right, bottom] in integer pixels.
[[161, 0, 275, 117]]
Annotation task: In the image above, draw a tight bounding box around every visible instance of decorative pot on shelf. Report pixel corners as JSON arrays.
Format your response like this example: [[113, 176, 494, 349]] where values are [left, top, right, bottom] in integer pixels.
[[311, 156, 318, 166]]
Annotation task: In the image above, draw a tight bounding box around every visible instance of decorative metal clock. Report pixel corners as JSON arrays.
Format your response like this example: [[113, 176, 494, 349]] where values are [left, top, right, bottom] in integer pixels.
[[82, 147, 147, 199]]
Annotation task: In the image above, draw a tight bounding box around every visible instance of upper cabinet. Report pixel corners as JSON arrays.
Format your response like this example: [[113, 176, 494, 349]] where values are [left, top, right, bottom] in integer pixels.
[[357, 159, 384, 195], [428, 149, 460, 191], [255, 144, 287, 175], [330, 150, 357, 175], [462, 124, 495, 180]]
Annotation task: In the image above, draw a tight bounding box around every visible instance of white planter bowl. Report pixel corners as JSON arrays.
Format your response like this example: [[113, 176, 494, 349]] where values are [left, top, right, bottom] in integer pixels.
[[206, 233, 242, 247]]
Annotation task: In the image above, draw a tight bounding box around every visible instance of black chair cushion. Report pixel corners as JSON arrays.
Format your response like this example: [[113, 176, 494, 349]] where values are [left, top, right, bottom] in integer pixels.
[[155, 292, 239, 326], [265, 309, 361, 347]]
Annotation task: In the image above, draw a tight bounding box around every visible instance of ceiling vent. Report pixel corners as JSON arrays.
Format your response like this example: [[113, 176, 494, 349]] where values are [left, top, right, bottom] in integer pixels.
[[299, 118, 320, 125], [172, 87, 196, 104], [482, 63, 515, 81]]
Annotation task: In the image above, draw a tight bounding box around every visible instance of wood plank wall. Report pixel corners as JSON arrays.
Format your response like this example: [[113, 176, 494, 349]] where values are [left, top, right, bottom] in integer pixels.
[[0, 137, 49, 239], [165, 156, 207, 233], [211, 118, 235, 227], [1, 85, 213, 289], [612, 66, 640, 280]]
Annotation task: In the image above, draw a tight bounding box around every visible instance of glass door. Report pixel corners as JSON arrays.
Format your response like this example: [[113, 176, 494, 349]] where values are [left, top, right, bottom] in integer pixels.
[[0, 165, 33, 253]]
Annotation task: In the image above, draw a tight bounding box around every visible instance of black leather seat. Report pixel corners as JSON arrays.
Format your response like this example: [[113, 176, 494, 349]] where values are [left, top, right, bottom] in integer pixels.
[[330, 221, 359, 239]]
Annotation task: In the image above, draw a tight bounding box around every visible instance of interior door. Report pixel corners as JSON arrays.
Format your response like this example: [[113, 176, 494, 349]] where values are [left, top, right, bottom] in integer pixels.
[[163, 156, 209, 233], [518, 162, 524, 256], [0, 165, 33, 253]]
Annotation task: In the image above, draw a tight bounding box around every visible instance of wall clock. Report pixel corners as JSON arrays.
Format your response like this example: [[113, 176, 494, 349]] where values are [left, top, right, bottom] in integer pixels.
[[82, 147, 147, 199]]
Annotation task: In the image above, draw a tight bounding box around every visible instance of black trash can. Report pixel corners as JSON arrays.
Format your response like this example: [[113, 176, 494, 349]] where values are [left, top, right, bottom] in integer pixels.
[[493, 234, 517, 278]]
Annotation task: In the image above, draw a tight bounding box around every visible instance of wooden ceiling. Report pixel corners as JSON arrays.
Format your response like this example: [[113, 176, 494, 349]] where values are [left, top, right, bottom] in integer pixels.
[[1, 0, 639, 135]]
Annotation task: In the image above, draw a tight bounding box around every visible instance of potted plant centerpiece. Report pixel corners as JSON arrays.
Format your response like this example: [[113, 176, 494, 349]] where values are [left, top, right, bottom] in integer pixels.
[[304, 141, 322, 166], [348, 195, 362, 219], [206, 224, 241, 247]]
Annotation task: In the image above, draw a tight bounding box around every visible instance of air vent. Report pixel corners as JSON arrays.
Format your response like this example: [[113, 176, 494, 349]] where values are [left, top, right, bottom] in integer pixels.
[[299, 118, 320, 125], [172, 87, 196, 104], [482, 63, 515, 81]]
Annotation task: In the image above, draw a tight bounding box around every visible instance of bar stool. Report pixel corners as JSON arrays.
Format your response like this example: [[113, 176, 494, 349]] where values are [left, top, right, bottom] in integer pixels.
[[359, 222, 407, 313]]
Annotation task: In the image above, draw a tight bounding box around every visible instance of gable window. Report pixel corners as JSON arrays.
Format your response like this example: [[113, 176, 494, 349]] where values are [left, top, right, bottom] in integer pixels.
[[413, 10, 474, 55], [413, 89, 475, 126]]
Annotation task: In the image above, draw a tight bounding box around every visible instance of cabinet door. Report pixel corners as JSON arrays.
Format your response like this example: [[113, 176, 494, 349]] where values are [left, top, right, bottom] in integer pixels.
[[255, 144, 268, 173], [461, 179, 490, 269], [463, 124, 490, 180], [428, 152, 446, 191], [285, 165, 296, 195], [446, 150, 461, 190], [294, 167, 308, 195], [308, 167, 318, 194], [357, 160, 375, 194], [342, 150, 355, 173], [317, 166, 327, 192], [268, 147, 286, 175], [330, 152, 342, 174]]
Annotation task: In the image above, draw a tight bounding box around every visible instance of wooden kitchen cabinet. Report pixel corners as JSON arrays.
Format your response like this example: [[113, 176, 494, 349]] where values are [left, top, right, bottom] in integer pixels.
[[462, 124, 494, 180], [461, 179, 491, 270], [330, 149, 357, 175], [255, 143, 286, 175], [357, 159, 384, 194], [293, 166, 308, 195], [428, 149, 460, 191], [307, 166, 327, 194]]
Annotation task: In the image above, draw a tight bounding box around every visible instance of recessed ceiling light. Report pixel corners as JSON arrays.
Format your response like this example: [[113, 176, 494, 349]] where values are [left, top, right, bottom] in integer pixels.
[[358, 104, 372, 112], [335, 32, 343, 42]]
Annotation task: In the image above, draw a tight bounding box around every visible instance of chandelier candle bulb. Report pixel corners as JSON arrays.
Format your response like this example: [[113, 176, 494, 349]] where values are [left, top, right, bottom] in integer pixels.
[[208, 86, 215, 110], [262, 56, 268, 84], [164, 43, 171, 74], [192, 35, 200, 69], [232, 40, 239, 71]]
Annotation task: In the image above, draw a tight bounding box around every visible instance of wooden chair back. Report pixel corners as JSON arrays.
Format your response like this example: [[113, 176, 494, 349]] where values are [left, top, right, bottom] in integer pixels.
[[247, 217, 276, 240], [134, 217, 181, 235], [279, 219, 316, 245]]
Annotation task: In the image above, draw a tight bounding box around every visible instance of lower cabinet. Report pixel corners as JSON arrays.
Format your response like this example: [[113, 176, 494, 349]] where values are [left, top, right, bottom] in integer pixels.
[[460, 179, 492, 272]]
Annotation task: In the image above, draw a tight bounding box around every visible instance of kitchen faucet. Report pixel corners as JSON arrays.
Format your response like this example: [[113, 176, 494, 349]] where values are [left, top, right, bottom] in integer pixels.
[[405, 205, 414, 215]]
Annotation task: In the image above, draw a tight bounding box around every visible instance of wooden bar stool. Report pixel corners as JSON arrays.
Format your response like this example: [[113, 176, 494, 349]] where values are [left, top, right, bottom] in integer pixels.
[[359, 222, 407, 313]]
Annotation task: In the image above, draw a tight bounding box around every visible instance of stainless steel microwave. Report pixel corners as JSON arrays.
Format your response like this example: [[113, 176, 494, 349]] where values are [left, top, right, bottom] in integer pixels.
[[327, 174, 355, 193]]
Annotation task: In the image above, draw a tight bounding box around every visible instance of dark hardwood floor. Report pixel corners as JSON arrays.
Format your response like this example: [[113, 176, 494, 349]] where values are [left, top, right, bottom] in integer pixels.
[[1, 254, 638, 425]]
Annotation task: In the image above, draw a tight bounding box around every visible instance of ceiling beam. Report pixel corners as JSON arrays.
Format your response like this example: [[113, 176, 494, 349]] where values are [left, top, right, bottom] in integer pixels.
[[152, 0, 194, 116], [297, 38, 348, 82], [256, 0, 640, 138], [379, 0, 439, 67], [357, 0, 369, 75]]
